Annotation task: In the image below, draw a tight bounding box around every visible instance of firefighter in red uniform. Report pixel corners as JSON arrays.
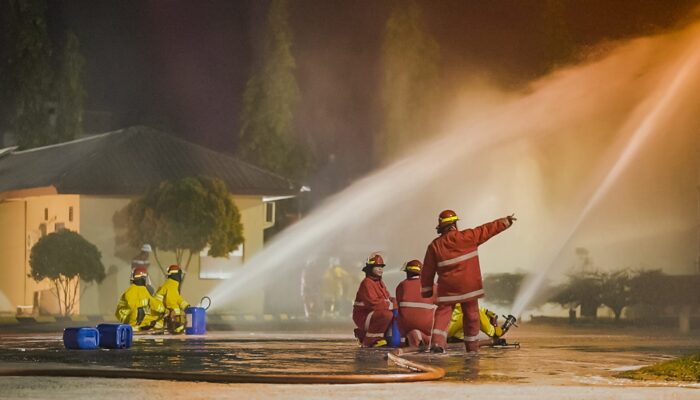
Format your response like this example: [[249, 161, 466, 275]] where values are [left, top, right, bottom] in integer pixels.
[[352, 254, 397, 347], [395, 259, 437, 350], [422, 210, 516, 354]]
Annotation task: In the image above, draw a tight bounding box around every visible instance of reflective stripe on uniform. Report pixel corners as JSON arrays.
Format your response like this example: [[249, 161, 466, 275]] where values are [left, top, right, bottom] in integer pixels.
[[421, 287, 433, 293], [354, 301, 365, 307], [364, 311, 374, 331], [432, 329, 447, 338], [464, 335, 480, 341], [437, 250, 478, 267], [366, 332, 384, 338], [437, 288, 485, 303], [399, 302, 437, 310]]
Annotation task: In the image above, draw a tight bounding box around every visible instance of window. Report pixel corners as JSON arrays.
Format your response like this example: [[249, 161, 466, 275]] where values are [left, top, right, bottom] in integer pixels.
[[39, 223, 47, 237], [44, 208, 48, 221], [68, 207, 73, 222], [199, 244, 244, 279], [265, 202, 275, 223]]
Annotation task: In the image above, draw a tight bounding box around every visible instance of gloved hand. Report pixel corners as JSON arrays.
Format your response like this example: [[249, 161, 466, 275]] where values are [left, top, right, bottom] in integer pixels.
[[506, 213, 517, 226], [421, 289, 433, 298]]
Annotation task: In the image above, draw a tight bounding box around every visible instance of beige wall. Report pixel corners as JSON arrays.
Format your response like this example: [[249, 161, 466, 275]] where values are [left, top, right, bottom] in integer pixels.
[[0, 195, 80, 314], [79, 196, 132, 315], [0, 201, 26, 312]]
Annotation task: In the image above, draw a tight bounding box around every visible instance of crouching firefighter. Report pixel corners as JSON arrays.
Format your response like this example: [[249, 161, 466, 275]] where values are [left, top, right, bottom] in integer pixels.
[[155, 265, 190, 334], [115, 267, 165, 331], [352, 254, 397, 347], [395, 260, 437, 350], [447, 304, 506, 345]]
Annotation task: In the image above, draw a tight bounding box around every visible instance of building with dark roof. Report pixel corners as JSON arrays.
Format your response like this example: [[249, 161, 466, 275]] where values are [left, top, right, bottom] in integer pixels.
[[0, 127, 298, 316]]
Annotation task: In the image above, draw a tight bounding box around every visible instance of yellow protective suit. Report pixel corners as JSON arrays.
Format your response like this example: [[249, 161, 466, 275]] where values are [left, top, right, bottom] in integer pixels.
[[155, 278, 190, 314], [115, 284, 165, 330], [447, 304, 504, 340], [155, 278, 190, 333]]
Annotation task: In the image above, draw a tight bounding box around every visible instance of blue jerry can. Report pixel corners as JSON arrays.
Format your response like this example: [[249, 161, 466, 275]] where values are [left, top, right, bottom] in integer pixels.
[[63, 327, 100, 350], [96, 323, 133, 349], [388, 309, 402, 348], [185, 307, 206, 335]]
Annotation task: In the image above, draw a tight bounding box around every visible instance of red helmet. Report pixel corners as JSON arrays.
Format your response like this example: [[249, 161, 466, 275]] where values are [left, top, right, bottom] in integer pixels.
[[167, 264, 181, 275], [436, 209, 459, 230], [132, 266, 148, 279], [403, 259, 422, 273], [366, 254, 385, 267]]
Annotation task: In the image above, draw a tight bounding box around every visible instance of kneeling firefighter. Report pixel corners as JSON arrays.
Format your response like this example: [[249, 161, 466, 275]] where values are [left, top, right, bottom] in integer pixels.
[[352, 254, 397, 347], [395, 260, 437, 349], [155, 265, 190, 333], [115, 267, 165, 330]]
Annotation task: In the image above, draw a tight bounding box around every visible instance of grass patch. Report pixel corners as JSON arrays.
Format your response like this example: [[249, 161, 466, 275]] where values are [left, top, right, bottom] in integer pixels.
[[616, 354, 700, 382]]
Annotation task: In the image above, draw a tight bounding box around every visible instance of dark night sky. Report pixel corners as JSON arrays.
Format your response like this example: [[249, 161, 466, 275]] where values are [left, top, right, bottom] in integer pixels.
[[34, 0, 700, 185]]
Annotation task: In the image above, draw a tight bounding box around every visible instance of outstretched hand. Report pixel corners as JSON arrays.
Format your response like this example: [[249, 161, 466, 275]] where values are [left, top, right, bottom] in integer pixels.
[[507, 213, 517, 225]]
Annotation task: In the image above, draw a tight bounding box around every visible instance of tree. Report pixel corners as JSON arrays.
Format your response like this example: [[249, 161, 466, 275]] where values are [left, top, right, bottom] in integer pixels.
[[53, 31, 86, 143], [117, 176, 244, 281], [29, 229, 105, 316], [1, 0, 54, 149], [377, 0, 440, 162], [483, 273, 526, 307], [237, 0, 312, 181], [550, 271, 603, 319], [598, 269, 632, 321]]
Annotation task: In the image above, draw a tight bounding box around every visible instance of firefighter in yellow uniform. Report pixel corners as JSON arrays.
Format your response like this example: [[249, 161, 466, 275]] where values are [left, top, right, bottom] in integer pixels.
[[115, 267, 165, 330], [155, 265, 190, 333], [447, 304, 504, 341]]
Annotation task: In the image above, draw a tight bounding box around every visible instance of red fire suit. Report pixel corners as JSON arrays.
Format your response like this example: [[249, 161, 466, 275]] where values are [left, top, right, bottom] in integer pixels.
[[352, 276, 396, 347], [396, 276, 437, 347], [422, 217, 511, 351]]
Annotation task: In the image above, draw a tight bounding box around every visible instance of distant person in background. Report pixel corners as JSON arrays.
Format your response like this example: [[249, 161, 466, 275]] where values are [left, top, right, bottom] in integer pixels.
[[352, 254, 397, 347], [131, 243, 156, 295], [301, 258, 322, 320], [155, 265, 190, 334], [116, 267, 165, 331], [422, 210, 516, 354], [322, 258, 351, 317], [395, 259, 437, 350]]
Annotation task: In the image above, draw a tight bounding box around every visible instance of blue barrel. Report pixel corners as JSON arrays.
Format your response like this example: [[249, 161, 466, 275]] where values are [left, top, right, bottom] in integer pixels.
[[185, 307, 206, 335], [63, 327, 100, 350], [96, 323, 133, 349], [388, 309, 402, 348]]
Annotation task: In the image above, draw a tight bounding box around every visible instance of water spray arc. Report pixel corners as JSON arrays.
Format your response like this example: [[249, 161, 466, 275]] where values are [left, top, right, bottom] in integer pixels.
[[209, 22, 700, 316], [511, 27, 700, 317]]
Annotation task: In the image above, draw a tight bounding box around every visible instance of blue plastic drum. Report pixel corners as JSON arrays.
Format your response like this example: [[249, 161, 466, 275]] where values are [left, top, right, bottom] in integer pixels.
[[96, 323, 133, 349], [185, 307, 206, 335], [63, 327, 100, 350]]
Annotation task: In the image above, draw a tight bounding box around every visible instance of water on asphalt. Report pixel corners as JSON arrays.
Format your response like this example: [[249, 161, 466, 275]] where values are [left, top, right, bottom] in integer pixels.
[[0, 324, 698, 386]]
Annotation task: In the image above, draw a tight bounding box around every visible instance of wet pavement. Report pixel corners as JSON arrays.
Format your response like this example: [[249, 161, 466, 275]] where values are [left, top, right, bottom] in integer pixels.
[[0, 324, 699, 399]]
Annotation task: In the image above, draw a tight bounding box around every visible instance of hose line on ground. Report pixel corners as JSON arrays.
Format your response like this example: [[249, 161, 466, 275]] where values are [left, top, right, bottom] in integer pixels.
[[0, 353, 444, 384]]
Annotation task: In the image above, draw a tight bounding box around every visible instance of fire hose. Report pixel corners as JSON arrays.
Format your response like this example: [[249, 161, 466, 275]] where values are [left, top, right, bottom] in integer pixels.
[[0, 353, 444, 384]]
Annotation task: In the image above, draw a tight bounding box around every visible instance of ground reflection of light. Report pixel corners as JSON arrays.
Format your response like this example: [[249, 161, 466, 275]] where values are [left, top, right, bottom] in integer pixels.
[[511, 32, 700, 317]]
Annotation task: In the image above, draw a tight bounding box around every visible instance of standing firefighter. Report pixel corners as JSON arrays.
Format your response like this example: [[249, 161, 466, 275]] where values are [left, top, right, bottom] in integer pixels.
[[422, 210, 516, 353], [395, 259, 437, 349], [352, 254, 397, 347], [155, 265, 190, 333], [115, 267, 165, 331]]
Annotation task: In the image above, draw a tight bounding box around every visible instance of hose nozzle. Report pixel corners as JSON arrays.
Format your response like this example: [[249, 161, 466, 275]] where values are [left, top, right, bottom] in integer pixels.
[[501, 314, 518, 334]]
